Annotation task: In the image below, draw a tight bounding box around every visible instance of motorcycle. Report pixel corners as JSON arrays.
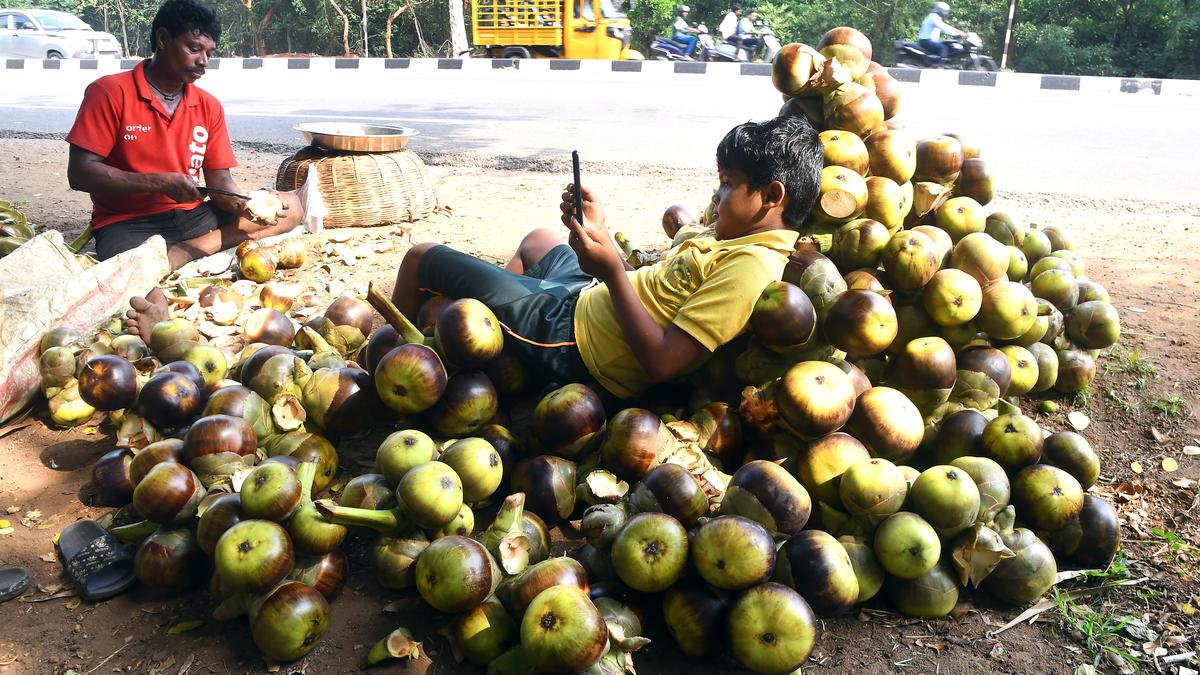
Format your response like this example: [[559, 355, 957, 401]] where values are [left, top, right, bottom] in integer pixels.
[[757, 21, 781, 63], [698, 22, 780, 63], [697, 24, 741, 62], [650, 34, 696, 61], [894, 31, 997, 71]]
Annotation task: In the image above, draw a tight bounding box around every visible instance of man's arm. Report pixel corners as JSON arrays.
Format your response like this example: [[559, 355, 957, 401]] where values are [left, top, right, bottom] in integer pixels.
[[67, 145, 201, 204], [560, 185, 709, 383], [201, 168, 247, 215], [935, 15, 961, 36]]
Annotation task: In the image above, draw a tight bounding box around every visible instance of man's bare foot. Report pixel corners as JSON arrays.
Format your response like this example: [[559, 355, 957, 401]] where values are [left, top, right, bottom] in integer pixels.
[[125, 287, 170, 337]]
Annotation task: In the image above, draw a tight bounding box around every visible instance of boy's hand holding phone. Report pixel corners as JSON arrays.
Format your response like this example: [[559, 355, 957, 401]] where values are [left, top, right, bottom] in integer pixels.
[[560, 183, 623, 282]]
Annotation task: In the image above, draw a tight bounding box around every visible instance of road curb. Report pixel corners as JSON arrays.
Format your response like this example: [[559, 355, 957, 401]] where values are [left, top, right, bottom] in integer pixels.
[[1, 57, 1196, 94]]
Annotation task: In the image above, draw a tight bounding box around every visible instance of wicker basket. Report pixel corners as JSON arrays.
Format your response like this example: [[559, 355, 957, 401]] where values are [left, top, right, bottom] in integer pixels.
[[275, 147, 438, 229]]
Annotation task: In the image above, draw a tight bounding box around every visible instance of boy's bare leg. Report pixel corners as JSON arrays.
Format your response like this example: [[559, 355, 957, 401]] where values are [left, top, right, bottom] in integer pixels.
[[504, 228, 566, 274], [393, 228, 567, 321], [391, 242, 438, 320]]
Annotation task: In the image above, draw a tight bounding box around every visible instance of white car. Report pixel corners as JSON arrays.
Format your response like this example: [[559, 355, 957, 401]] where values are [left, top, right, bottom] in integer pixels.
[[0, 8, 123, 59]]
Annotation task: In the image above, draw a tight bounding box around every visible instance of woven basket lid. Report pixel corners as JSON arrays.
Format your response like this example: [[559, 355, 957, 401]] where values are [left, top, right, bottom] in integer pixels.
[[276, 147, 438, 229]]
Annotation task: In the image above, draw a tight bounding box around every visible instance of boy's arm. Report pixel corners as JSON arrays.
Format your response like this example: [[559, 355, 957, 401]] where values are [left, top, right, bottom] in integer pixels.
[[561, 185, 709, 383], [605, 270, 709, 382]]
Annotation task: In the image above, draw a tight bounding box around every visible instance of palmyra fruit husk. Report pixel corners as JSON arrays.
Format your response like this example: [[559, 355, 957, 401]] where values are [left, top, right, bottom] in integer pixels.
[[246, 190, 284, 224], [904, 181, 952, 227], [823, 82, 885, 138], [797, 55, 852, 98]]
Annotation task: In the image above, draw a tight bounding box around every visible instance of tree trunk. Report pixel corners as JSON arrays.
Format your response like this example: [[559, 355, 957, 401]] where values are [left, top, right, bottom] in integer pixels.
[[870, 0, 899, 65], [361, 0, 369, 55], [1112, 0, 1136, 47], [254, 0, 283, 55], [329, 0, 353, 55], [236, 0, 259, 55], [448, 0, 469, 56], [385, 1, 412, 58], [114, 0, 130, 57], [412, 9, 426, 51], [235, 0, 282, 56]]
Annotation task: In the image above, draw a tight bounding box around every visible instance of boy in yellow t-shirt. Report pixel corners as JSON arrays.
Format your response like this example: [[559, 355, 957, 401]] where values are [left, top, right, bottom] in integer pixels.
[[390, 115, 823, 398]]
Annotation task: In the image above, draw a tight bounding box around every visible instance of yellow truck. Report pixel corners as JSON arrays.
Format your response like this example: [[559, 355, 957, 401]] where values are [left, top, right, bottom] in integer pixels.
[[470, 0, 642, 59]]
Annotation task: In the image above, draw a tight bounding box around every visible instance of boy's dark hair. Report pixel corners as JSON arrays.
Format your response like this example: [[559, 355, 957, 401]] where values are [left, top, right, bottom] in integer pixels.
[[150, 0, 221, 53], [715, 115, 823, 229]]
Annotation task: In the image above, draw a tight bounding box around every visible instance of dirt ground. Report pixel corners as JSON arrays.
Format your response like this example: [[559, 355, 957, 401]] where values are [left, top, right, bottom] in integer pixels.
[[1, 137, 1199, 675]]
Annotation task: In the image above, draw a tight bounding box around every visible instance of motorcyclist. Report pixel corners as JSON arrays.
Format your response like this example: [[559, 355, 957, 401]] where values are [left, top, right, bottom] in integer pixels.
[[736, 8, 763, 60], [671, 5, 699, 56], [718, 2, 742, 41], [918, 2, 961, 61]]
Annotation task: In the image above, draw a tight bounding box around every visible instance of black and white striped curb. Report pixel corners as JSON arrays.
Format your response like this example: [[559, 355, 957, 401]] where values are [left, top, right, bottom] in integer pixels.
[[2, 57, 1195, 95]]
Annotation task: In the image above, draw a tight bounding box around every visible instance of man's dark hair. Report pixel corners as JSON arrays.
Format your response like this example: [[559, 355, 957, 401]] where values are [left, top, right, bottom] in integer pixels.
[[149, 0, 221, 53], [732, 2, 743, 10], [715, 115, 823, 229]]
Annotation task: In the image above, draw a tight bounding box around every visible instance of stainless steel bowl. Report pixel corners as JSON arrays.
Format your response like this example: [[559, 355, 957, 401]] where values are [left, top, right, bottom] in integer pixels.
[[294, 122, 419, 153]]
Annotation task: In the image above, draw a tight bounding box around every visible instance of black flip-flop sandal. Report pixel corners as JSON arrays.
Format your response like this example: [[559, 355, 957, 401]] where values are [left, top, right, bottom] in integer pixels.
[[56, 520, 136, 602], [0, 566, 31, 603]]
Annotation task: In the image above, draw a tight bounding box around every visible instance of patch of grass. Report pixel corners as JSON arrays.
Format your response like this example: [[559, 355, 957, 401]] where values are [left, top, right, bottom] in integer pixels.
[[1105, 386, 1135, 411], [1152, 526, 1186, 549], [1074, 386, 1095, 414], [1111, 348, 1158, 380], [1052, 589, 1141, 671], [1135, 587, 1164, 601], [1150, 394, 1190, 420], [1081, 552, 1136, 584], [1151, 527, 1200, 578], [1104, 348, 1157, 391]]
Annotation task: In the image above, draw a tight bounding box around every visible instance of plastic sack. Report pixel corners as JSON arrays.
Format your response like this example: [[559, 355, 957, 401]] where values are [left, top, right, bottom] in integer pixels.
[[0, 231, 170, 424]]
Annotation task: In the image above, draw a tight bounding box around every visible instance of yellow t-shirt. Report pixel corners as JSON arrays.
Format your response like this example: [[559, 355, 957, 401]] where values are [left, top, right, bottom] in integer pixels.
[[574, 228, 800, 398]]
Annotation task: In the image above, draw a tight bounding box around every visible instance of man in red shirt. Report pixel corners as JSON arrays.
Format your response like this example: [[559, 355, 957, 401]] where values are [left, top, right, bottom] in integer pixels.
[[67, 0, 322, 334]]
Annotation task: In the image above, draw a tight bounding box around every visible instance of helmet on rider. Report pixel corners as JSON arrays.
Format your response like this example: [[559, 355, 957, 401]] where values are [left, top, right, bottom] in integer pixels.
[[675, 4, 689, 15], [933, 1, 950, 17]]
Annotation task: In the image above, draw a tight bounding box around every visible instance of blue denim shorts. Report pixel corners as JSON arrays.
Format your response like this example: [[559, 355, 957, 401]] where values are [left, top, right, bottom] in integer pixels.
[[418, 244, 593, 384]]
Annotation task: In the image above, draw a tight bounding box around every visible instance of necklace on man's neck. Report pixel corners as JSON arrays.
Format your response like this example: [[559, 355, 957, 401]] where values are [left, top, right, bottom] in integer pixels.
[[146, 59, 182, 101]]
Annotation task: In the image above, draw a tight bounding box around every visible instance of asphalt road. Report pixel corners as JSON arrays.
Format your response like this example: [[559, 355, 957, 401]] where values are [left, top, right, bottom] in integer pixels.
[[2, 65, 1199, 203]]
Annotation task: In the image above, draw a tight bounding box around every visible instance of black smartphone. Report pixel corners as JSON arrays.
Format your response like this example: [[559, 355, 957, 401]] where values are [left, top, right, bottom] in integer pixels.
[[572, 150, 584, 227]]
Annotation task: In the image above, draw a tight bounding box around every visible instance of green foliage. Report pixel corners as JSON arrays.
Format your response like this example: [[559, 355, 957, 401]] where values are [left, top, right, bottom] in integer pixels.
[[626, 0, 1196, 76], [20, 0, 449, 57], [15, 0, 1199, 72], [1150, 393, 1190, 419], [628, 0, 674, 54], [1167, 11, 1200, 76], [1013, 24, 1113, 75], [1073, 385, 1094, 414], [1108, 346, 1158, 380], [1052, 588, 1141, 671], [1078, 551, 1136, 584]]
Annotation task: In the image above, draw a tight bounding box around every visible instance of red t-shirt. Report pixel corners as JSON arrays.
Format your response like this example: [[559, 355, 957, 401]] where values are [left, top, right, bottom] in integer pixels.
[[66, 60, 237, 230]]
